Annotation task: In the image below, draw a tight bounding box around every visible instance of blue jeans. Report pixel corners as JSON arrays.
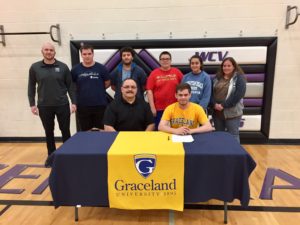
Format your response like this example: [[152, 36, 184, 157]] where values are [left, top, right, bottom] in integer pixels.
[[213, 115, 241, 143]]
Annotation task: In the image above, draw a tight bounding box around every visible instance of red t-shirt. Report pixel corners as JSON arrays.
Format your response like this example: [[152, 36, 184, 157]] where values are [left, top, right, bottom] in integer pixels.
[[146, 67, 183, 110]]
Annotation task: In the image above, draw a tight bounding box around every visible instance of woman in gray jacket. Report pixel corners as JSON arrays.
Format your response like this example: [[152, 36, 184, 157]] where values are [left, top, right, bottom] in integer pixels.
[[211, 57, 246, 143]]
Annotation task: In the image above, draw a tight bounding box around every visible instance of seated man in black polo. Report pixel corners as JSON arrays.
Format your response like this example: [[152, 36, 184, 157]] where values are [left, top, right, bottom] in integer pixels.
[[104, 78, 155, 131]]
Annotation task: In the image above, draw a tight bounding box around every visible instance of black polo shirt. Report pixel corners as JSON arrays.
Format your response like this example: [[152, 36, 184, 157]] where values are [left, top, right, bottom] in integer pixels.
[[103, 97, 154, 131]]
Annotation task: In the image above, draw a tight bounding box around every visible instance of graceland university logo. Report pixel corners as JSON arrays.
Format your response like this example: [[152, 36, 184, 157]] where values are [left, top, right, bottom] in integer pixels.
[[134, 154, 156, 178]]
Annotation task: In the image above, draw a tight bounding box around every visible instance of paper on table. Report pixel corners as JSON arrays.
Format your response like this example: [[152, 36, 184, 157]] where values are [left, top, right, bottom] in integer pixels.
[[171, 134, 194, 143]]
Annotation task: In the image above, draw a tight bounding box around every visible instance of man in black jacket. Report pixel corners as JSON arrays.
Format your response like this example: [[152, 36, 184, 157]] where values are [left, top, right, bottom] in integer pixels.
[[104, 78, 154, 131]]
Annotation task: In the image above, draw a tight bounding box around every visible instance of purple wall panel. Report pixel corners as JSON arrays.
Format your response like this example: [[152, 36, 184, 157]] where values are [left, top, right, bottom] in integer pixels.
[[138, 50, 160, 69], [244, 98, 263, 107]]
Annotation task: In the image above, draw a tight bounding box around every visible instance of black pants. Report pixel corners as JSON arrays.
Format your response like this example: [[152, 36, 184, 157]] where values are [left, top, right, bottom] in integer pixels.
[[38, 104, 71, 155], [77, 106, 106, 131]]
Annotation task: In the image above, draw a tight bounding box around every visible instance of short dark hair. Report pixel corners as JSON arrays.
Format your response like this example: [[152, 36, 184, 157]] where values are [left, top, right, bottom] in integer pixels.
[[159, 51, 172, 60], [120, 46, 135, 57], [189, 55, 204, 70], [176, 83, 191, 93], [121, 78, 137, 87], [80, 44, 94, 53]]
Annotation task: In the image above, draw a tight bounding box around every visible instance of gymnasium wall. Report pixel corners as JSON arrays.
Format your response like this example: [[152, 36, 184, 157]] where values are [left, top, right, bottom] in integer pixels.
[[0, 0, 299, 140]]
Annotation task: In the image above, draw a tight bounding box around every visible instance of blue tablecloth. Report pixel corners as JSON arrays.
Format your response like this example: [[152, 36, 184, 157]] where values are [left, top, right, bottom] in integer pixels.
[[49, 131, 256, 207]]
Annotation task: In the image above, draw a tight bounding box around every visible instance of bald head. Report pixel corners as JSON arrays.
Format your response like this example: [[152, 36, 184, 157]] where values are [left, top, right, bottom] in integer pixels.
[[42, 42, 55, 51], [41, 42, 56, 63]]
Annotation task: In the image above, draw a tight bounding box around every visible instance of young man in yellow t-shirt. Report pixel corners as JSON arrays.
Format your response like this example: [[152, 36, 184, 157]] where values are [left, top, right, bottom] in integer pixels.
[[158, 83, 213, 135]]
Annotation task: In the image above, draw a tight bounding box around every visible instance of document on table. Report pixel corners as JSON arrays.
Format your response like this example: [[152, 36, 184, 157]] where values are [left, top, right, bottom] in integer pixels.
[[171, 134, 194, 143]]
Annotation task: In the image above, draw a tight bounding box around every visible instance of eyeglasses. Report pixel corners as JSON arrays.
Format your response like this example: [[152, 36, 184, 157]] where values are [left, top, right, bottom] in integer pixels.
[[122, 85, 137, 89], [160, 58, 171, 61]]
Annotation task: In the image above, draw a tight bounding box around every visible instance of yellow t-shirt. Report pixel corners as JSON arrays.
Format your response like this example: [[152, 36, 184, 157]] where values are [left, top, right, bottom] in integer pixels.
[[161, 102, 208, 129]]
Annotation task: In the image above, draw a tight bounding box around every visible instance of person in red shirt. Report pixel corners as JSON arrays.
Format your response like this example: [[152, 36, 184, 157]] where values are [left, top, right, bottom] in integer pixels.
[[146, 51, 183, 130]]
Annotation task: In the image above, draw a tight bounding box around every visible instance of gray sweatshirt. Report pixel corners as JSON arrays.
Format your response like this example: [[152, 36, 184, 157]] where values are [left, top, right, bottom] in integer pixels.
[[28, 60, 76, 107]]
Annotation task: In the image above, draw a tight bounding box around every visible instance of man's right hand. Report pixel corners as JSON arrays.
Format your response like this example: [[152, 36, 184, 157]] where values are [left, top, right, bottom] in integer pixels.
[[31, 106, 39, 116], [150, 107, 157, 117]]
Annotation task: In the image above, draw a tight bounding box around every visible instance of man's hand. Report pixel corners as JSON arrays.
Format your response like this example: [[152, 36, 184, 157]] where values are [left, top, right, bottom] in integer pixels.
[[174, 126, 190, 135], [150, 106, 157, 117], [71, 104, 77, 113], [31, 106, 39, 116]]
